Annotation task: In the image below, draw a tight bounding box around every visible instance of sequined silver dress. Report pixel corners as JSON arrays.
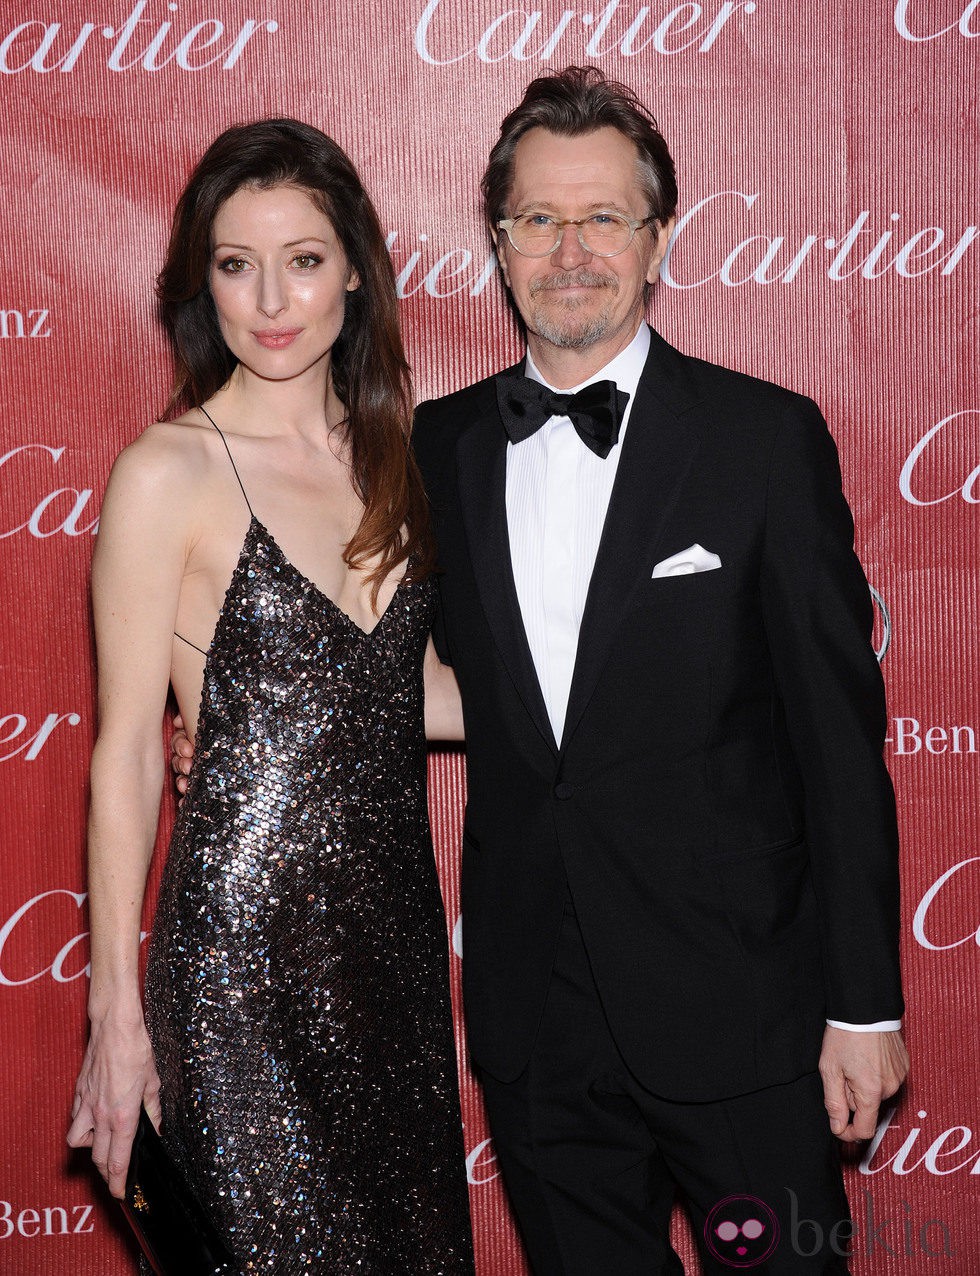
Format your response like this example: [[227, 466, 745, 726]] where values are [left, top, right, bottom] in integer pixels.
[[144, 425, 474, 1274]]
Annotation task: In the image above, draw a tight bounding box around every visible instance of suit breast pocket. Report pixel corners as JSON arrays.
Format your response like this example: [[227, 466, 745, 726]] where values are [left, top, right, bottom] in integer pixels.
[[634, 565, 737, 621], [627, 564, 745, 671], [645, 564, 734, 595]]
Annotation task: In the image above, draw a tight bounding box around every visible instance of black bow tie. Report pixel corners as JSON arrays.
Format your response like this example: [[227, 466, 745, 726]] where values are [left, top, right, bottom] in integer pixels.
[[495, 369, 629, 459]]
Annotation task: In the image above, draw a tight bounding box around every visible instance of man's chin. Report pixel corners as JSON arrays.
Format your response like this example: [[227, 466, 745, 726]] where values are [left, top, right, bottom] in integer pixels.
[[530, 309, 610, 351]]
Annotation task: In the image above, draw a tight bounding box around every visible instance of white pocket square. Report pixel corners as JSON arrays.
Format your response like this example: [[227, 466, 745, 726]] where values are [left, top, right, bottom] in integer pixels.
[[651, 543, 722, 578]]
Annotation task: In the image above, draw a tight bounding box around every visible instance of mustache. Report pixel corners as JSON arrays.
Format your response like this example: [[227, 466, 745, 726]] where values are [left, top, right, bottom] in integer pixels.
[[529, 270, 617, 294]]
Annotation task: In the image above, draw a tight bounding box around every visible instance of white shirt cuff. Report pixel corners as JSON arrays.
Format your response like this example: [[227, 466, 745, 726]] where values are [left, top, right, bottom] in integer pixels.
[[826, 1019, 902, 1032]]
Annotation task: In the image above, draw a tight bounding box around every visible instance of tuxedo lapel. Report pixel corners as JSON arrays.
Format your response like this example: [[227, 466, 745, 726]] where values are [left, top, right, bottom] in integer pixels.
[[561, 333, 704, 751], [455, 376, 558, 755]]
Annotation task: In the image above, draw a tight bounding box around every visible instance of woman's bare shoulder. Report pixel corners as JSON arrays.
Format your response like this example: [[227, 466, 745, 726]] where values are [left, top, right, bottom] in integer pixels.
[[106, 415, 224, 504]]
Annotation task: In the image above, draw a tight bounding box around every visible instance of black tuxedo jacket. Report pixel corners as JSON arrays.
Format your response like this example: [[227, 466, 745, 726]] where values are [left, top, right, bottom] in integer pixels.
[[413, 327, 903, 1103]]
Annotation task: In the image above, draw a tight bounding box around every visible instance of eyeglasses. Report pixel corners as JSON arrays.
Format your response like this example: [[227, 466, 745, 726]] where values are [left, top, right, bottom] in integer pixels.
[[496, 211, 655, 258]]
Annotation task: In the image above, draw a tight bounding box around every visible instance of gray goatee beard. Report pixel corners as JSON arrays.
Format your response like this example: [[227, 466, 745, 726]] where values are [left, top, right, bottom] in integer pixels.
[[527, 270, 616, 350]]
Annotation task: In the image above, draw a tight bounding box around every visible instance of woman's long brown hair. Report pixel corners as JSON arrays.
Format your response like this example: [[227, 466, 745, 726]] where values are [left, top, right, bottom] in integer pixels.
[[156, 118, 434, 597]]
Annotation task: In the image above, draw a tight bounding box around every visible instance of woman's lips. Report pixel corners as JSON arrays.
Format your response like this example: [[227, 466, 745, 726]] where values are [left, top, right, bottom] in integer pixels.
[[253, 328, 302, 349]]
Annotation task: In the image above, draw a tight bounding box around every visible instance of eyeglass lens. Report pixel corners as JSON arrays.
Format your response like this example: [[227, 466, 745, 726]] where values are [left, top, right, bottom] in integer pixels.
[[511, 215, 634, 257]]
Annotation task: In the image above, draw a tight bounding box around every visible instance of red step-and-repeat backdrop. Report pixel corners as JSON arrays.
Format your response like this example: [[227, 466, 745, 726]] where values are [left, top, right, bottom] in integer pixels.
[[1, 2, 978, 1272]]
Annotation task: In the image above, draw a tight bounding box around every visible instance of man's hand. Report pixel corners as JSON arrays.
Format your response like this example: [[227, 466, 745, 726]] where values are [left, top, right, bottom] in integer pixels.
[[170, 713, 194, 795], [819, 1025, 909, 1143]]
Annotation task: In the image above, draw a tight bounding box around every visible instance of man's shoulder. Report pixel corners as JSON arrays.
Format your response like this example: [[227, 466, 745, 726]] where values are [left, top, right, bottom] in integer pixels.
[[415, 368, 508, 429], [654, 332, 817, 418], [647, 333, 829, 463], [412, 366, 515, 475]]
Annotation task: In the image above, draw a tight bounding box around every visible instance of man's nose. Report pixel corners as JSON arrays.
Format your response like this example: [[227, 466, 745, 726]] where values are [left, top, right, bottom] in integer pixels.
[[551, 221, 592, 269]]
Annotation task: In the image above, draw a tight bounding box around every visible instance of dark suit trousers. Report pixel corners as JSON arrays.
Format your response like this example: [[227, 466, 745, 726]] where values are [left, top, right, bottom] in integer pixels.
[[479, 906, 852, 1275]]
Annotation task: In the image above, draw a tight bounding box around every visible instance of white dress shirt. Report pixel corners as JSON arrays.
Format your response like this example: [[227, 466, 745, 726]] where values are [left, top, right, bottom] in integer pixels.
[[506, 324, 649, 745], [503, 321, 899, 1036]]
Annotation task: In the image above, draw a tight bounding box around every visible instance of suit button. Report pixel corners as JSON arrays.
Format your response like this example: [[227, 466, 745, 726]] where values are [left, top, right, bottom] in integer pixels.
[[554, 782, 575, 800]]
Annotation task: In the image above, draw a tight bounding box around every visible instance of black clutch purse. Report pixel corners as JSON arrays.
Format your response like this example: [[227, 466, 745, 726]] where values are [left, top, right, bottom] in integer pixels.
[[121, 1107, 237, 1276]]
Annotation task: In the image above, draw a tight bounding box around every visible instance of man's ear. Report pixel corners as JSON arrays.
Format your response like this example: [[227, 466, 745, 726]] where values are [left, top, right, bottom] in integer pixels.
[[646, 215, 677, 284], [491, 226, 512, 289]]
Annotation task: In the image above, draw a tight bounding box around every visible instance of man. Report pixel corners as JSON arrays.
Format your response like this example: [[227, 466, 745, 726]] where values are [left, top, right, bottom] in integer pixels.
[[412, 67, 908, 1273], [176, 67, 908, 1272]]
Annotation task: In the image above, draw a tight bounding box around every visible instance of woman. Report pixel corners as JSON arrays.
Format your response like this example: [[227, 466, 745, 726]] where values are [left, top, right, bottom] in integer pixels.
[[67, 118, 473, 1273]]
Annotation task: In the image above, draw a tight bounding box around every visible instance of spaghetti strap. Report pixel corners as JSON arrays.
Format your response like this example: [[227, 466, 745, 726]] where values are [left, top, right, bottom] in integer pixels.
[[199, 406, 255, 518], [175, 631, 208, 657], [173, 407, 254, 656]]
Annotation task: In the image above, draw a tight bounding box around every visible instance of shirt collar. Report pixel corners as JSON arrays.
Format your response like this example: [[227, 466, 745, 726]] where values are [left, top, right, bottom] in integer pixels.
[[523, 323, 650, 401]]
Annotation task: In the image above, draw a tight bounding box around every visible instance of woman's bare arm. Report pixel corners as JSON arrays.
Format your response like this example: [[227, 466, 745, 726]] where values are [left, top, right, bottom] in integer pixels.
[[423, 635, 464, 742], [67, 431, 191, 1198]]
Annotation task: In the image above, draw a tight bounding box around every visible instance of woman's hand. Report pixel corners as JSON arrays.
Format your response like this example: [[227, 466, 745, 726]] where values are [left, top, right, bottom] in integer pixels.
[[67, 1010, 162, 1199], [171, 712, 195, 795]]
